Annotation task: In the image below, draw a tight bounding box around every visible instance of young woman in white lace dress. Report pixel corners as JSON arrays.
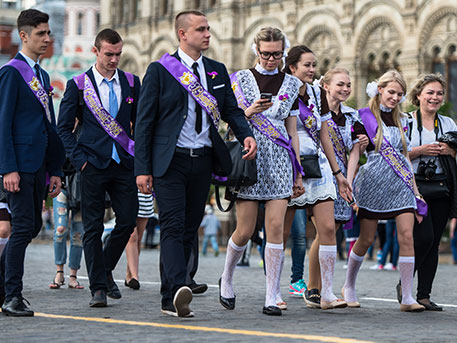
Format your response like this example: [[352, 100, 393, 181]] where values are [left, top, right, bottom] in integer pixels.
[[283, 46, 352, 310], [219, 27, 303, 316]]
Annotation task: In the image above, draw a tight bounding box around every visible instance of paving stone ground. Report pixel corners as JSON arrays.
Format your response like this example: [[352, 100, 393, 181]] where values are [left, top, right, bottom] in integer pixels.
[[2, 241, 457, 343]]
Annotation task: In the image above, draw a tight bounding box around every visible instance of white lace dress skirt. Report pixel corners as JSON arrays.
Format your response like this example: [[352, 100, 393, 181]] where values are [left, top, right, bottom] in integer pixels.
[[353, 152, 416, 215], [237, 119, 293, 200], [289, 149, 336, 207]]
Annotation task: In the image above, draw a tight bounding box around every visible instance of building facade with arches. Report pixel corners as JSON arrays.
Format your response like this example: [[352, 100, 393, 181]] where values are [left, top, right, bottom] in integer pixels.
[[101, 0, 457, 111]]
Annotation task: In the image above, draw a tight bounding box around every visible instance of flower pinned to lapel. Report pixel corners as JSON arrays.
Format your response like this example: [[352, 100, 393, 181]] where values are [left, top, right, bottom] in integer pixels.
[[403, 126, 408, 133], [279, 93, 289, 101], [126, 96, 134, 104], [48, 85, 54, 97], [207, 71, 218, 79]]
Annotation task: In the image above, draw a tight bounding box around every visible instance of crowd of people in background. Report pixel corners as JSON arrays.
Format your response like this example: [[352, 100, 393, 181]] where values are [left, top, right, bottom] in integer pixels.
[[1, 8, 456, 319]]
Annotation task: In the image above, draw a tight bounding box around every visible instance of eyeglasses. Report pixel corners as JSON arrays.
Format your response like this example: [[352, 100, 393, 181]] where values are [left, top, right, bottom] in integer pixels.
[[258, 50, 284, 60]]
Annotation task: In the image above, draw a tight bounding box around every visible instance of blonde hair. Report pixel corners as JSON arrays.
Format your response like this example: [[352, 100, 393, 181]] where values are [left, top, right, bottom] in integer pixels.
[[320, 67, 350, 87], [253, 27, 286, 68], [409, 73, 446, 107], [368, 69, 408, 154]]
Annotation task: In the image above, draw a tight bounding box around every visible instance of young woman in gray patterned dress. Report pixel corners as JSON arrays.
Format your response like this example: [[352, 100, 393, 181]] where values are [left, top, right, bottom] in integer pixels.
[[283, 47, 352, 310], [342, 70, 425, 312], [219, 27, 303, 316]]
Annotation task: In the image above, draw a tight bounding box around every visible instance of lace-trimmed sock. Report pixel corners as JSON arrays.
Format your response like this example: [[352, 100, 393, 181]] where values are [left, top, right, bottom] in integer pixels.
[[220, 237, 246, 299], [319, 245, 338, 303], [275, 249, 285, 304], [343, 250, 364, 303], [398, 256, 417, 305], [264, 242, 283, 307]]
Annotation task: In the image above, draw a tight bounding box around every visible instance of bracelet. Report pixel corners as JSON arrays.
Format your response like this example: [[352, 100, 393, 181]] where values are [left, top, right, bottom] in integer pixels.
[[332, 169, 342, 176]]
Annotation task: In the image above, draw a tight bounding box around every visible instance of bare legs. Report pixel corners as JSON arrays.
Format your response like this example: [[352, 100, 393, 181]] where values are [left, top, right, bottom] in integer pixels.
[[125, 217, 149, 284]]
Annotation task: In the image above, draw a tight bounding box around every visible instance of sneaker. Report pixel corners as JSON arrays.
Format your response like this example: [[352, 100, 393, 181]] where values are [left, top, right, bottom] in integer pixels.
[[369, 263, 380, 270], [377, 264, 384, 270], [392, 266, 397, 271], [304, 288, 321, 308], [384, 263, 394, 270], [289, 279, 307, 296]]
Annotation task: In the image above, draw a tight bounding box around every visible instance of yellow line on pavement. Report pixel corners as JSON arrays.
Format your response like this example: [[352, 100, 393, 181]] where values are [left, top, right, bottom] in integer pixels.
[[34, 312, 374, 343]]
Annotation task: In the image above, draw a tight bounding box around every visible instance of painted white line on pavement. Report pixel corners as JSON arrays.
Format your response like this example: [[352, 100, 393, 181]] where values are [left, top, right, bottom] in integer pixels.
[[361, 297, 457, 308]]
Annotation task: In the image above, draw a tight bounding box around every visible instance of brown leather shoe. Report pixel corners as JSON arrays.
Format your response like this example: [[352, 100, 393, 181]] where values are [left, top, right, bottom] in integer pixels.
[[400, 303, 425, 312]]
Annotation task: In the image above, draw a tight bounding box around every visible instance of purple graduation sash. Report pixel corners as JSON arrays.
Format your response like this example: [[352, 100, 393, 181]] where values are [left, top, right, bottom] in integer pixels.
[[326, 117, 348, 167], [230, 72, 303, 181], [157, 53, 221, 130], [73, 72, 135, 156], [359, 107, 427, 216], [3, 59, 52, 123], [298, 99, 320, 144]]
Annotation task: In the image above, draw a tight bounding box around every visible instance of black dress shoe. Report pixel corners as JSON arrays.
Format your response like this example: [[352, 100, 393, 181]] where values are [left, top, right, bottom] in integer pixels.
[[89, 290, 107, 307], [417, 299, 443, 311], [396, 280, 402, 304], [218, 278, 235, 310], [125, 278, 140, 290], [262, 305, 282, 316], [107, 275, 122, 299], [189, 283, 208, 294], [1, 296, 34, 316]]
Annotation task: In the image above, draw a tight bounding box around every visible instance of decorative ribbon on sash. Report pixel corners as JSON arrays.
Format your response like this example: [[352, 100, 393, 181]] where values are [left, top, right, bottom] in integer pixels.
[[230, 72, 303, 181], [4, 59, 52, 123], [158, 53, 221, 130], [73, 72, 135, 156], [359, 107, 427, 215], [327, 117, 348, 167], [298, 99, 320, 145]]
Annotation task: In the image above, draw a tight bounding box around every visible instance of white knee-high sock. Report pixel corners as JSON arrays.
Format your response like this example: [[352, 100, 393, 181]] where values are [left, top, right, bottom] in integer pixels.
[[220, 237, 246, 298], [398, 256, 416, 305], [319, 245, 338, 303], [0, 237, 8, 258], [275, 249, 285, 304], [264, 242, 283, 307], [343, 250, 364, 302]]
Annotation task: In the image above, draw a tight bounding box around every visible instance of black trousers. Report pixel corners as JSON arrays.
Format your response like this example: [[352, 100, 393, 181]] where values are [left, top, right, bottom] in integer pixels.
[[80, 161, 138, 295], [154, 152, 212, 307], [413, 196, 450, 300], [186, 234, 199, 285], [0, 163, 46, 300]]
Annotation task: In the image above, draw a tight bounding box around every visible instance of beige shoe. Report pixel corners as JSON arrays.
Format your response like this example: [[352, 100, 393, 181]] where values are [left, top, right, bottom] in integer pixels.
[[276, 301, 287, 310], [400, 303, 425, 312], [321, 298, 348, 310], [341, 287, 361, 308]]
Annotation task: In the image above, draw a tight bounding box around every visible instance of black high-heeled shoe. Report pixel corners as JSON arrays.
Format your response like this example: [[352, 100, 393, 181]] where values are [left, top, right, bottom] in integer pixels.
[[218, 277, 235, 310], [262, 305, 282, 316]]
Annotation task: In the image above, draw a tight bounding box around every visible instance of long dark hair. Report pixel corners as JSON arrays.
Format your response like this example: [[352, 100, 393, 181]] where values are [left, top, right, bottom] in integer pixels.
[[284, 45, 314, 74]]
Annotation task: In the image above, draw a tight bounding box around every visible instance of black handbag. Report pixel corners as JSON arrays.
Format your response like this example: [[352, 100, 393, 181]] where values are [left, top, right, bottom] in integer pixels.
[[415, 174, 450, 200], [212, 140, 257, 212], [300, 155, 322, 178]]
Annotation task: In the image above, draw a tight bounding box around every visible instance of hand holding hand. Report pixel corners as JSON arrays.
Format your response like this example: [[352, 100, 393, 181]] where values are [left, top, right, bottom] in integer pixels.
[[292, 177, 305, 198], [421, 143, 441, 156], [336, 173, 352, 202]]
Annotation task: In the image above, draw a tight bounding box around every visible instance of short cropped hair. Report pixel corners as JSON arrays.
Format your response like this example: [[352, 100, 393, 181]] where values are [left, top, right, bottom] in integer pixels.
[[17, 9, 49, 34], [174, 10, 206, 40], [94, 29, 123, 50]]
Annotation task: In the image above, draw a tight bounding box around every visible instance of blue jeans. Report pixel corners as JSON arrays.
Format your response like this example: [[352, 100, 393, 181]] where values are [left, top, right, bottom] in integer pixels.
[[379, 219, 399, 267], [53, 189, 84, 270], [290, 209, 306, 283], [202, 234, 219, 254], [452, 236, 457, 263]]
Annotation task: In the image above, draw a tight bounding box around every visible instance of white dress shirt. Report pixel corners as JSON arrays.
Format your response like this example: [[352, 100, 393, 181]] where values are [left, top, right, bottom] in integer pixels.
[[19, 51, 43, 81], [176, 48, 212, 148], [92, 65, 121, 114]]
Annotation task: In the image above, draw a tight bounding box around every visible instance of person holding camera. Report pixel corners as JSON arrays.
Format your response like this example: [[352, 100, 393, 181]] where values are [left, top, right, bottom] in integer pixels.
[[406, 73, 457, 311], [219, 27, 302, 316]]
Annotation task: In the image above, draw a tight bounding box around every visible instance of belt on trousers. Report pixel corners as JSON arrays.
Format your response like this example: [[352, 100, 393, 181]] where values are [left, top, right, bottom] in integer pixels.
[[175, 146, 213, 157]]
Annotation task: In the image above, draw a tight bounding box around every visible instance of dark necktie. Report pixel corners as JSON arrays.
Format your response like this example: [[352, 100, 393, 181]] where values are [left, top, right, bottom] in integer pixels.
[[34, 64, 43, 86], [192, 62, 202, 134]]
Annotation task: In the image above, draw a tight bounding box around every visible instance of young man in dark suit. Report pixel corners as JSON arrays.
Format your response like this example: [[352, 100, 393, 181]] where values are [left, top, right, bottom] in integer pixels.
[[58, 29, 140, 307], [0, 9, 66, 316], [135, 10, 257, 317]]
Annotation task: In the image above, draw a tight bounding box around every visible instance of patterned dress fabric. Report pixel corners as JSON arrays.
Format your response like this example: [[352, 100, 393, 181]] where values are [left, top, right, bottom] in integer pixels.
[[331, 105, 361, 222], [289, 83, 336, 207], [353, 108, 416, 217], [236, 68, 302, 200]]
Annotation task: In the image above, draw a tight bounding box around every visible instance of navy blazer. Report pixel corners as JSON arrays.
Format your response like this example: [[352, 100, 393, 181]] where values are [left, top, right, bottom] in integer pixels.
[[135, 52, 253, 178], [0, 53, 65, 176], [58, 67, 140, 171]]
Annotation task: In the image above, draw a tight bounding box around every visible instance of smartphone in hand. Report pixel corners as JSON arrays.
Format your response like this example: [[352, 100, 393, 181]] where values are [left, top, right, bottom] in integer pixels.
[[260, 92, 272, 102]]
